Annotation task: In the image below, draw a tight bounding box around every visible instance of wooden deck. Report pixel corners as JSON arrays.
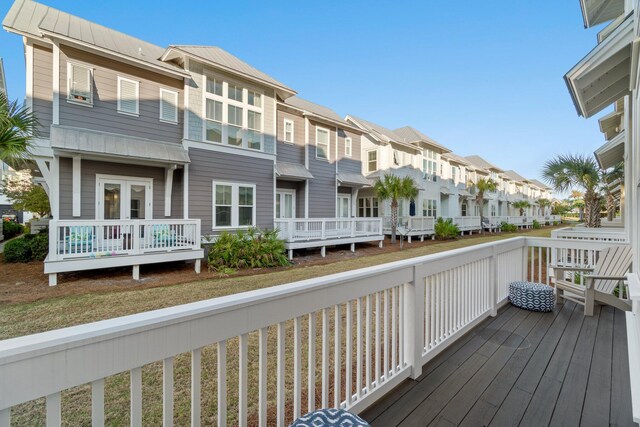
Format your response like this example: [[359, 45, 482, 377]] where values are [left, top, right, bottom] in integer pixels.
[[361, 301, 637, 427]]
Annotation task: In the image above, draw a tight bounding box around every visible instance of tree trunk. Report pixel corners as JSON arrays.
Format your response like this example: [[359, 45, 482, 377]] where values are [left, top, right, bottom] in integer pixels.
[[477, 193, 485, 234], [584, 190, 601, 228], [606, 194, 616, 221], [391, 199, 398, 244]]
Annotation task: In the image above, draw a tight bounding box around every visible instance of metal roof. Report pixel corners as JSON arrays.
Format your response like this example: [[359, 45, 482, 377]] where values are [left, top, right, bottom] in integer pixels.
[[283, 97, 359, 130], [595, 130, 625, 170], [464, 155, 503, 172], [503, 170, 530, 183], [393, 126, 451, 153], [164, 45, 294, 95], [3, 0, 186, 77], [441, 152, 471, 166], [275, 161, 313, 180], [346, 115, 418, 151], [528, 179, 552, 191], [337, 172, 370, 187], [580, 0, 624, 28]]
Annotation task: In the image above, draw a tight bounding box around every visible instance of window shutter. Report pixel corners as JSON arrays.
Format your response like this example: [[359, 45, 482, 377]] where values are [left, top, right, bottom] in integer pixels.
[[69, 64, 91, 102], [118, 78, 138, 114], [161, 89, 178, 122]]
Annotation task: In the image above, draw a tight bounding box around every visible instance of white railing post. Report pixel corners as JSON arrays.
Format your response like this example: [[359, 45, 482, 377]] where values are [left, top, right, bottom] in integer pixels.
[[403, 264, 425, 380], [351, 218, 355, 237], [490, 245, 498, 316], [195, 220, 202, 250], [321, 220, 326, 240], [48, 220, 58, 261], [132, 221, 141, 255]]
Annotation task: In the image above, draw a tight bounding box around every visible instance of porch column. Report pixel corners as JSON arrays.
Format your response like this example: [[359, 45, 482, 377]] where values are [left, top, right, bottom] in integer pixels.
[[72, 156, 81, 217], [165, 165, 177, 217], [351, 188, 360, 217]]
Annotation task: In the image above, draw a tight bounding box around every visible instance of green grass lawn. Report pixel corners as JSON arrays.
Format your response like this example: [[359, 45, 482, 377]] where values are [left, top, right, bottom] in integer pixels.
[[1, 227, 554, 426]]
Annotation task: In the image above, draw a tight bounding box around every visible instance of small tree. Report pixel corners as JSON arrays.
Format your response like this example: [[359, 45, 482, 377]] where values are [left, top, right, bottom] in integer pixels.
[[467, 177, 497, 234], [536, 198, 552, 216], [600, 162, 623, 221], [512, 200, 531, 216], [373, 174, 419, 244], [0, 92, 39, 163], [1, 170, 50, 217]]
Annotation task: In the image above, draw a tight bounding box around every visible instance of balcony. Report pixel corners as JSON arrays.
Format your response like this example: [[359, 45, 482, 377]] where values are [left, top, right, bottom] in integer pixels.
[[0, 236, 636, 426], [46, 219, 203, 285], [274, 218, 384, 259]]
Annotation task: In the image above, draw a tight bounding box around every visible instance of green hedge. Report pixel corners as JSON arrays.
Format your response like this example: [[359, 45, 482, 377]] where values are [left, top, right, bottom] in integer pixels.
[[434, 217, 460, 240], [207, 228, 290, 272], [500, 222, 518, 232], [2, 221, 24, 240], [3, 230, 49, 263]]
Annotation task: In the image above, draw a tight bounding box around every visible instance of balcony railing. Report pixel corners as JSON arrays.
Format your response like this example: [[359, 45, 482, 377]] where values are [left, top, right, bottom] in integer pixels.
[[0, 237, 627, 426], [274, 218, 382, 243], [48, 219, 202, 261], [551, 226, 628, 242]]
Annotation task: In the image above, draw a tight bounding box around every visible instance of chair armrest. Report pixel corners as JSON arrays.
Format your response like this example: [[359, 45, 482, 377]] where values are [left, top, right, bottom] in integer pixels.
[[549, 265, 594, 273], [583, 275, 627, 290]]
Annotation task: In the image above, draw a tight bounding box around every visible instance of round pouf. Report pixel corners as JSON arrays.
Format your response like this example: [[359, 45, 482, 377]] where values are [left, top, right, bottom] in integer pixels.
[[290, 408, 370, 427], [509, 281, 554, 312]]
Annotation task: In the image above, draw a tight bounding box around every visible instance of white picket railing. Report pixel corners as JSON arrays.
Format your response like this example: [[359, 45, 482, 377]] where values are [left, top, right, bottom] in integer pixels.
[[274, 218, 382, 242], [551, 226, 628, 243], [443, 216, 481, 231], [0, 237, 622, 426], [48, 219, 202, 261], [382, 216, 436, 234]]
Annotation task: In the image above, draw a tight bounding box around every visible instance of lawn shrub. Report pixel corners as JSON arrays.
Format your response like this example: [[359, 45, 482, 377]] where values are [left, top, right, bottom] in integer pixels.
[[552, 221, 559, 226], [28, 231, 49, 261], [207, 228, 290, 272], [500, 222, 518, 232], [434, 217, 460, 240], [532, 219, 541, 229], [4, 237, 32, 263], [2, 221, 24, 239]]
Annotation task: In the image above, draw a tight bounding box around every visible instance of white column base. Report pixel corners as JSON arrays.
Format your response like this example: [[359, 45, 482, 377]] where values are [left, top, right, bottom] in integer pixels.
[[320, 246, 326, 258], [49, 273, 57, 287], [194, 259, 201, 274], [133, 265, 140, 281], [350, 243, 355, 253]]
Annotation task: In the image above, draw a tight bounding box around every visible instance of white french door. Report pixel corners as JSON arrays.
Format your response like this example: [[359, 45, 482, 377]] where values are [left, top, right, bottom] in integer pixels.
[[275, 189, 296, 219], [337, 195, 351, 218], [96, 175, 153, 220]]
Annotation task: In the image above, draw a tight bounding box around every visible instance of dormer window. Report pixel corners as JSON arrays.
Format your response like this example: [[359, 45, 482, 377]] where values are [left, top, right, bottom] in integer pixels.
[[67, 63, 93, 105]]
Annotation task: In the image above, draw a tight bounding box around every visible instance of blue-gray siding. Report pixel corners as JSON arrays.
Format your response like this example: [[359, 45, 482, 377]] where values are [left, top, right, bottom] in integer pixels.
[[308, 121, 336, 217], [32, 44, 53, 137]]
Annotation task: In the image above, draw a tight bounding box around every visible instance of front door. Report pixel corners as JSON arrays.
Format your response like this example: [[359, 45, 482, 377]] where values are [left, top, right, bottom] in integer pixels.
[[97, 176, 152, 220], [337, 195, 351, 218], [275, 189, 295, 219]]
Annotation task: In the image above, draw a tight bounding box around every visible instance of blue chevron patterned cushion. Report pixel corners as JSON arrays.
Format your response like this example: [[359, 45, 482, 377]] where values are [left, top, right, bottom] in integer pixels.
[[290, 408, 370, 427], [509, 281, 554, 312]]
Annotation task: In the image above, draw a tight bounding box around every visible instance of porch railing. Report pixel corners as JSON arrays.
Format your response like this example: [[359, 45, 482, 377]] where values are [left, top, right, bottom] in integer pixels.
[[443, 216, 481, 231], [551, 226, 628, 242], [0, 237, 624, 426], [274, 218, 382, 242], [48, 219, 202, 261], [382, 216, 435, 233], [626, 273, 640, 424]]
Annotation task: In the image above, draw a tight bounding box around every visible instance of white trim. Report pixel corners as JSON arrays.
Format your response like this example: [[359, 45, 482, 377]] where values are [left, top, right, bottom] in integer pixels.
[[275, 188, 297, 219], [183, 139, 275, 161], [366, 149, 378, 173], [183, 58, 190, 140], [25, 39, 33, 111], [159, 87, 179, 124], [165, 165, 176, 217], [183, 164, 189, 219], [345, 137, 352, 157], [116, 76, 140, 116], [315, 126, 330, 160], [304, 117, 310, 218], [212, 181, 257, 229], [95, 174, 153, 221], [72, 156, 81, 217], [52, 41, 60, 125], [283, 119, 295, 144], [51, 156, 60, 219], [66, 61, 94, 106]]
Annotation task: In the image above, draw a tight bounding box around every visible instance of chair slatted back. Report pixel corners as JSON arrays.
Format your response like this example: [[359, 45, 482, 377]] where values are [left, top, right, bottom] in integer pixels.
[[594, 245, 632, 294]]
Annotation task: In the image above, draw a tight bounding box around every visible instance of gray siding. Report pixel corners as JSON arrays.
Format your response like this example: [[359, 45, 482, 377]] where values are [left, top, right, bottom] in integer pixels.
[[337, 128, 364, 175], [276, 180, 305, 218], [58, 46, 183, 143], [188, 148, 274, 233], [32, 44, 53, 137], [58, 158, 183, 220], [276, 108, 305, 164], [308, 120, 336, 217]]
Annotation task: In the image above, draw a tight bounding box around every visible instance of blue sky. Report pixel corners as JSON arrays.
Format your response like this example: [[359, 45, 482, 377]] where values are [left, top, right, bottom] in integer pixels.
[[0, 0, 608, 182]]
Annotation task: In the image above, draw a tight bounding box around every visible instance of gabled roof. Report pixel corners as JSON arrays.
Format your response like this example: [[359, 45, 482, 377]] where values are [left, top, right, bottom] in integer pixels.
[[282, 97, 360, 131], [464, 155, 503, 173], [580, 0, 624, 28], [441, 152, 471, 167], [3, 0, 187, 78], [393, 126, 451, 153], [346, 115, 418, 151], [528, 179, 551, 191], [503, 170, 530, 184], [162, 45, 295, 97]]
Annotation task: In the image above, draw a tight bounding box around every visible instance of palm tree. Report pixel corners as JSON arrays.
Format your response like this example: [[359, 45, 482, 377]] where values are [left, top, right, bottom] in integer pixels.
[[467, 177, 497, 234], [600, 162, 623, 221], [569, 190, 584, 220], [0, 92, 38, 162], [542, 154, 601, 227], [536, 198, 552, 217], [374, 174, 419, 244], [512, 200, 531, 216]]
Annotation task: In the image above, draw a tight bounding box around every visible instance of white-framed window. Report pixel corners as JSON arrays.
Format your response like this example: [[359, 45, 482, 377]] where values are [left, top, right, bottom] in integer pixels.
[[358, 197, 379, 217], [461, 202, 468, 217], [212, 181, 256, 228], [393, 150, 400, 166], [490, 204, 496, 217], [422, 199, 437, 217], [316, 127, 330, 160], [283, 119, 294, 143], [203, 76, 263, 150], [451, 166, 459, 183], [117, 76, 139, 116], [67, 62, 93, 105], [345, 137, 352, 157], [367, 150, 377, 173], [159, 88, 178, 123], [423, 149, 437, 181]]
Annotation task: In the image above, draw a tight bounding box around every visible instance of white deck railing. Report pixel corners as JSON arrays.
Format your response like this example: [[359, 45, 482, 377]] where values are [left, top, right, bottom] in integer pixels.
[[382, 216, 436, 234], [48, 219, 202, 261], [443, 216, 481, 231], [274, 218, 382, 242], [0, 237, 624, 426], [626, 273, 640, 424], [551, 227, 628, 242]]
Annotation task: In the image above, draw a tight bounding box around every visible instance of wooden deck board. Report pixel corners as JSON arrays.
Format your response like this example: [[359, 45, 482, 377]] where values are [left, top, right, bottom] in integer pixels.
[[361, 301, 637, 427]]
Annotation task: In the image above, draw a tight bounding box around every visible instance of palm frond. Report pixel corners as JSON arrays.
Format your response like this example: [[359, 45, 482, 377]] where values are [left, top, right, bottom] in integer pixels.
[[0, 92, 39, 163]]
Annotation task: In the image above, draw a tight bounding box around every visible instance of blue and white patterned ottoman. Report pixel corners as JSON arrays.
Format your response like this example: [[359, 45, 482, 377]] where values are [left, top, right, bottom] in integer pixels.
[[290, 408, 370, 427], [509, 281, 554, 312]]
